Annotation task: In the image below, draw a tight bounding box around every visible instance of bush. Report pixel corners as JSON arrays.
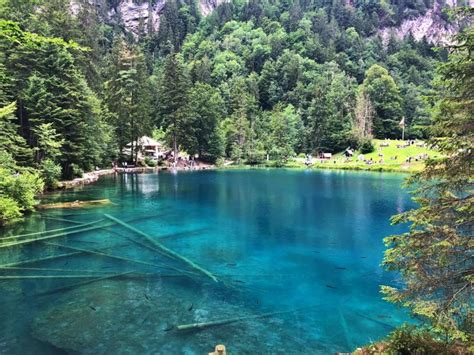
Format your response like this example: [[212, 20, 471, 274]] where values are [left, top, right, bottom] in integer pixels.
[[0, 196, 22, 225], [40, 159, 62, 188], [0, 168, 44, 225], [215, 157, 225, 167], [70, 163, 84, 178], [359, 139, 375, 154], [385, 325, 456, 354], [144, 157, 157, 167], [358, 325, 471, 354], [246, 149, 266, 165], [1, 170, 43, 211], [157, 159, 166, 167]]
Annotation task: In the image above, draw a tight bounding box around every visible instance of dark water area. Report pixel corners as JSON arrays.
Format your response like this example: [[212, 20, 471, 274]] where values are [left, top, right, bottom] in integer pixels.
[[0, 169, 415, 354]]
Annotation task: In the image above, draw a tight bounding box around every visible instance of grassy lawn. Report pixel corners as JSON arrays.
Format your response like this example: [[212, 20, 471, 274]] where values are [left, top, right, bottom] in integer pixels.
[[285, 139, 440, 173]]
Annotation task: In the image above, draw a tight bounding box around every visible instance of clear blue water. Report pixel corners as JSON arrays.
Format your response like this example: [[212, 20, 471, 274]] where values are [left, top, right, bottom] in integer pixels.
[[0, 169, 415, 354]]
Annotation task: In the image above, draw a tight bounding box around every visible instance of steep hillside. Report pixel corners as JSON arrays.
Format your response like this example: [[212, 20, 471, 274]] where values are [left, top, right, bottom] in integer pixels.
[[74, 0, 470, 42], [72, 0, 225, 34]]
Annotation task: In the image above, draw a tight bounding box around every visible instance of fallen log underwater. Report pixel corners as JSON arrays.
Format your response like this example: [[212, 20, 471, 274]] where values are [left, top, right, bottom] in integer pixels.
[[0, 220, 115, 249], [37, 199, 113, 210], [36, 215, 85, 224], [104, 214, 218, 283], [0, 252, 82, 268], [0, 266, 116, 274], [35, 271, 136, 297], [0, 219, 105, 242], [44, 242, 191, 275], [170, 306, 315, 332], [0, 242, 132, 268]]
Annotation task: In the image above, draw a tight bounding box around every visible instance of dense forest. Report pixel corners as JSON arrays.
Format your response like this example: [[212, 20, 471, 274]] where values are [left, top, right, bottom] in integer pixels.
[[0, 0, 469, 223]]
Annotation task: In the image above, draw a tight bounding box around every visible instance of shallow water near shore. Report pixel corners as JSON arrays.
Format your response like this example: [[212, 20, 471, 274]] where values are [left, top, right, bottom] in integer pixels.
[[0, 169, 415, 354]]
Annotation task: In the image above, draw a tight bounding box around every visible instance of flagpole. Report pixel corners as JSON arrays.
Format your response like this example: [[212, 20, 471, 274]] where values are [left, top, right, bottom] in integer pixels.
[[400, 116, 405, 141]]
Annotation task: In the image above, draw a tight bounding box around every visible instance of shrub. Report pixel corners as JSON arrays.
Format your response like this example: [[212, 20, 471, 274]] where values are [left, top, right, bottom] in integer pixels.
[[5, 171, 44, 211], [246, 150, 266, 165], [0, 196, 22, 225], [385, 325, 455, 354], [40, 159, 62, 188], [144, 157, 157, 167], [70, 163, 84, 178], [359, 139, 375, 154], [215, 157, 225, 167], [157, 159, 166, 167], [0, 168, 43, 226], [358, 325, 471, 354]]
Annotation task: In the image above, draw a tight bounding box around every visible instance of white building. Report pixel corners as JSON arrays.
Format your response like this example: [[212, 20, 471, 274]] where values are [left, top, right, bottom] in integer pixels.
[[125, 136, 168, 160]]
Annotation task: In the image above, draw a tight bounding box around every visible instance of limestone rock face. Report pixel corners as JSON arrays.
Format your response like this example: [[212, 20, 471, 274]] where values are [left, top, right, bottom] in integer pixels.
[[72, 0, 225, 35], [379, 0, 474, 45]]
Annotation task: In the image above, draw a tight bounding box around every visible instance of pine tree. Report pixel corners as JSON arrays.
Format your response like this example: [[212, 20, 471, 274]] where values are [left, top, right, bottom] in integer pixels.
[[0, 102, 32, 168], [157, 53, 191, 161], [382, 19, 474, 341], [187, 82, 225, 162], [104, 39, 152, 163], [1, 20, 107, 177]]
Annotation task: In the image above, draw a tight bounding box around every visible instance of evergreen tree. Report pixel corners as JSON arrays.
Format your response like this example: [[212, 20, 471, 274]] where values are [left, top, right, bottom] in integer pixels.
[[269, 103, 303, 163], [105, 39, 152, 163], [382, 20, 474, 341], [187, 83, 225, 162], [157, 53, 191, 160], [0, 102, 32, 167]]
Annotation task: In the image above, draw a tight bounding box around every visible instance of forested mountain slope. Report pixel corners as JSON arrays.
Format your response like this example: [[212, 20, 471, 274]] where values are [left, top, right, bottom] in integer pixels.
[[0, 0, 471, 182]]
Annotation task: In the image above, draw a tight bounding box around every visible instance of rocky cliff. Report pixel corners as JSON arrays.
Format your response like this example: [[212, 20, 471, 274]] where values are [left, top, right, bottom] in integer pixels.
[[73, 0, 470, 42], [72, 0, 225, 34], [379, 0, 474, 45]]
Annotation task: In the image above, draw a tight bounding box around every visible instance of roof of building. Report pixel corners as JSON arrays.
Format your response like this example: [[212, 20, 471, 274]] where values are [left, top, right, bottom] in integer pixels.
[[126, 136, 163, 148]]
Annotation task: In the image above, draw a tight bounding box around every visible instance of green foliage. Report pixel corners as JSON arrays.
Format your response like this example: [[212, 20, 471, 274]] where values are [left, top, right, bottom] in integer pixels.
[[0, 166, 43, 225], [382, 18, 474, 342], [268, 104, 302, 163], [31, 122, 63, 163], [157, 53, 191, 159], [359, 139, 375, 154], [39, 158, 62, 188], [144, 157, 157, 167], [0, 196, 22, 226], [70, 163, 84, 178], [0, 101, 32, 165], [361, 64, 402, 138], [380, 325, 468, 354], [186, 82, 225, 162], [0, 20, 109, 178]]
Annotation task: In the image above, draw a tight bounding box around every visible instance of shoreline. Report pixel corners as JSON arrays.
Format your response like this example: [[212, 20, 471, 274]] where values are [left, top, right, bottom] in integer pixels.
[[56, 165, 215, 189], [55, 162, 416, 190]]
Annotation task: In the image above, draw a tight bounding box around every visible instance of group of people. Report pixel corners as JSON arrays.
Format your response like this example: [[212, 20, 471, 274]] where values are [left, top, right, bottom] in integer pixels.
[[405, 153, 430, 163], [170, 156, 198, 170]]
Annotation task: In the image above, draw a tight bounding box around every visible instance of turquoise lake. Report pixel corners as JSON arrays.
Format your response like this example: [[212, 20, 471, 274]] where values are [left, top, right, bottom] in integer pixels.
[[0, 169, 415, 354]]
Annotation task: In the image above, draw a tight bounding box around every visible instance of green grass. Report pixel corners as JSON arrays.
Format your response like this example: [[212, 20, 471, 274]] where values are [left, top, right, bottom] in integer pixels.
[[287, 139, 440, 173], [221, 139, 440, 174]]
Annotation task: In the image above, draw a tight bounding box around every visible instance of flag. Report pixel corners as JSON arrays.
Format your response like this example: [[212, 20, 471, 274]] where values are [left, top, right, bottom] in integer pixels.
[[399, 117, 405, 127]]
